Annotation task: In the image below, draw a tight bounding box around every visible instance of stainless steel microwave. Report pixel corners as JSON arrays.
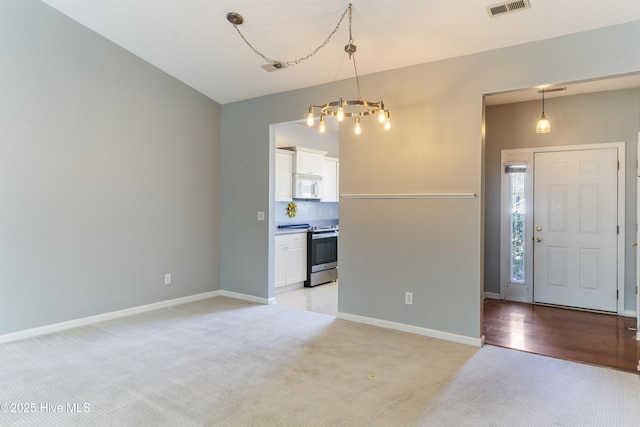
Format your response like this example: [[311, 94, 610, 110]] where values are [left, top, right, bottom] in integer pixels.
[[293, 173, 322, 199]]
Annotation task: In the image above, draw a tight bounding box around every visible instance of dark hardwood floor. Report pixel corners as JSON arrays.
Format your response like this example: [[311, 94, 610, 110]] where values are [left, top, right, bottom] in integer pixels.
[[483, 299, 639, 373]]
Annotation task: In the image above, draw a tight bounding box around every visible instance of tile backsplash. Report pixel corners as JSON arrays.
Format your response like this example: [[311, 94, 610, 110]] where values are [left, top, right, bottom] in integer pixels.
[[275, 201, 338, 224]]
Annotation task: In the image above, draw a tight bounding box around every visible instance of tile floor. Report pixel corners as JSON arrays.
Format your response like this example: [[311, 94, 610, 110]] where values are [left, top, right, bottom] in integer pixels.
[[274, 281, 338, 316]]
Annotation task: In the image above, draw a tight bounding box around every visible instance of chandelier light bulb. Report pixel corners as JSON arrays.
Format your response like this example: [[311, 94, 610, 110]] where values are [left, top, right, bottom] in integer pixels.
[[306, 107, 315, 127], [378, 104, 386, 123], [319, 116, 327, 134], [354, 117, 362, 135], [337, 107, 345, 122], [383, 111, 391, 130]]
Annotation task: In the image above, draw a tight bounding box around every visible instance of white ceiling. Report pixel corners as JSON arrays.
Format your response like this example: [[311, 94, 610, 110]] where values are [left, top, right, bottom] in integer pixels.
[[40, 0, 640, 105]]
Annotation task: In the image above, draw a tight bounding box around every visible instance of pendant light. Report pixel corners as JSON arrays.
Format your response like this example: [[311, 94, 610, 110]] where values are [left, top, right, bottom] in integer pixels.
[[536, 89, 550, 133]]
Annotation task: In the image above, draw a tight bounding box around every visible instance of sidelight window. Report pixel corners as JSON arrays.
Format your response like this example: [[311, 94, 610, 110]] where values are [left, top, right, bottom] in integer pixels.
[[506, 165, 526, 284]]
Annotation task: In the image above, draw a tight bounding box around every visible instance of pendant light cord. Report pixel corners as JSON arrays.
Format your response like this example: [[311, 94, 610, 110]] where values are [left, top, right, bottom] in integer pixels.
[[352, 53, 363, 101], [346, 5, 363, 101]]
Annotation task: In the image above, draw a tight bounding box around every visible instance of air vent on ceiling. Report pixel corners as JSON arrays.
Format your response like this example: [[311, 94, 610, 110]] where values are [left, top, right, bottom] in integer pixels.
[[486, 0, 530, 18]]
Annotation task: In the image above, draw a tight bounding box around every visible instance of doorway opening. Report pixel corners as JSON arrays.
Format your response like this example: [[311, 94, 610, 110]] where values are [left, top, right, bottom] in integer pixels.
[[483, 78, 640, 370], [499, 143, 625, 313], [270, 118, 340, 316]]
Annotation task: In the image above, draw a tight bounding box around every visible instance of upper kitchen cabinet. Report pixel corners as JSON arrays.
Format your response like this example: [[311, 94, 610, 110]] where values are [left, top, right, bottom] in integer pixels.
[[275, 149, 294, 201], [321, 157, 339, 202], [292, 146, 327, 176]]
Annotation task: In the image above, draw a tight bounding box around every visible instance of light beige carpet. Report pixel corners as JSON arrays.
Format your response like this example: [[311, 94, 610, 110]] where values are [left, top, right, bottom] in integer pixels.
[[0, 296, 638, 426]]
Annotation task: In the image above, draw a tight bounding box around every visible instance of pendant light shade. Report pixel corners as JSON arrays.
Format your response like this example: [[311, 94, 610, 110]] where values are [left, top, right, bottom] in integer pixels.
[[536, 113, 550, 133], [536, 89, 550, 133]]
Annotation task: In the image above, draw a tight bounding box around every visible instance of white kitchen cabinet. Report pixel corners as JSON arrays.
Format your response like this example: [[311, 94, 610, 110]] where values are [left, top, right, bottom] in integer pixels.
[[274, 232, 307, 288], [274, 240, 287, 288], [321, 157, 339, 202], [275, 149, 294, 201], [292, 147, 326, 176]]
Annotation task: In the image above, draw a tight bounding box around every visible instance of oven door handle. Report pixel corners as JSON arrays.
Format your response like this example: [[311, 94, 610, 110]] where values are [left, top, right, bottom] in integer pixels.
[[311, 231, 339, 239]]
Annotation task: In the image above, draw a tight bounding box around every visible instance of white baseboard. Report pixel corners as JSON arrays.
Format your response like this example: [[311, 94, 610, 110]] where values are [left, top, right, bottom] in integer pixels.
[[220, 290, 275, 305], [336, 312, 483, 347], [505, 296, 530, 303], [0, 290, 221, 345], [484, 292, 500, 300]]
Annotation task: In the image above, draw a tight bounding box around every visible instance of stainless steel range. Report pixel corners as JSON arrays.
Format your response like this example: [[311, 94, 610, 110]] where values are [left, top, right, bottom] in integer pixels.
[[306, 225, 338, 287]]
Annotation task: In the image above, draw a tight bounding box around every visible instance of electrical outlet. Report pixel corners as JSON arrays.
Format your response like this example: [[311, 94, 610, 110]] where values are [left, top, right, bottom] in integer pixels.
[[164, 273, 171, 285], [405, 291, 413, 305], [257, 211, 265, 221]]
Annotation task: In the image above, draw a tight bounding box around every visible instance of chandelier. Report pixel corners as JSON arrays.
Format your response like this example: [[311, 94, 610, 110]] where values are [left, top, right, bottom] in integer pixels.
[[227, 3, 390, 135], [306, 4, 390, 135]]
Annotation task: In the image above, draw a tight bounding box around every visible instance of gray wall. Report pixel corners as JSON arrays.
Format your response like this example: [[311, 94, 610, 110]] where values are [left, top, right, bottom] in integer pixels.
[[485, 89, 640, 311], [221, 21, 640, 341], [0, 0, 221, 335]]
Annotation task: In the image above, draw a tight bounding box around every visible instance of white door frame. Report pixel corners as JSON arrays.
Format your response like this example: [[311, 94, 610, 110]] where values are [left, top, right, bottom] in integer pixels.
[[500, 142, 626, 315], [636, 131, 640, 339]]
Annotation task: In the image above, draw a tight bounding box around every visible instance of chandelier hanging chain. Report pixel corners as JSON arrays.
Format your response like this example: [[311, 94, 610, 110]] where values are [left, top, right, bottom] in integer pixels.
[[229, 4, 352, 68], [348, 3, 353, 46], [345, 5, 363, 101], [351, 49, 363, 101]]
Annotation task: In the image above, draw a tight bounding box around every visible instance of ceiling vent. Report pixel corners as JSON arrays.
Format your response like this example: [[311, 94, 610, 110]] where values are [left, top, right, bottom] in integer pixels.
[[486, 0, 531, 18]]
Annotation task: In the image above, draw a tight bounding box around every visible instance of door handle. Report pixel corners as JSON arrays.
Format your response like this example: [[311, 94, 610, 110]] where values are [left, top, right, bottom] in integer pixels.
[[536, 237, 543, 243], [633, 241, 638, 247]]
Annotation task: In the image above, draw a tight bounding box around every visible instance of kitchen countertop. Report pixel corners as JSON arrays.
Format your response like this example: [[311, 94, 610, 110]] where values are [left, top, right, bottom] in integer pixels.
[[275, 220, 338, 235]]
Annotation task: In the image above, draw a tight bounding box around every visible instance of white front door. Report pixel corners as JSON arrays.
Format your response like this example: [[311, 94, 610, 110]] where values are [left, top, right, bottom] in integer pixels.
[[533, 148, 618, 312]]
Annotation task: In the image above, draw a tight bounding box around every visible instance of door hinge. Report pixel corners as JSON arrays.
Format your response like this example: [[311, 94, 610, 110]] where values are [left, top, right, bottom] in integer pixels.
[[617, 225, 619, 234], [616, 289, 619, 300]]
